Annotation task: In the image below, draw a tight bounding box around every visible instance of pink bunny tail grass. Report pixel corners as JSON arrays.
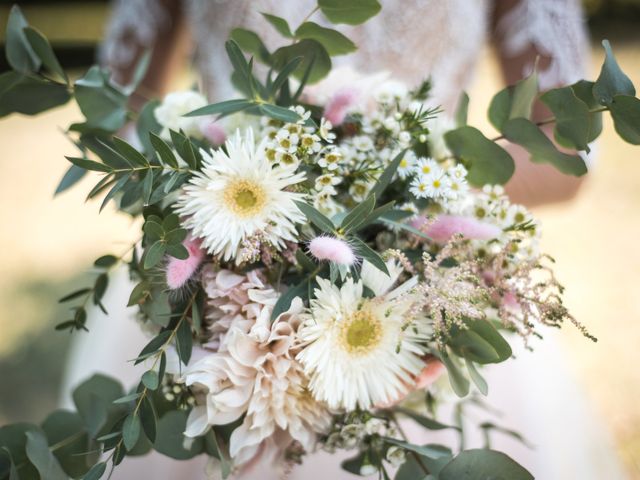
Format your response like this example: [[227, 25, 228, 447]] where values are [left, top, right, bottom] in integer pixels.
[[413, 215, 502, 243], [166, 236, 206, 290], [323, 88, 358, 126], [200, 121, 226, 145], [308, 235, 357, 266]]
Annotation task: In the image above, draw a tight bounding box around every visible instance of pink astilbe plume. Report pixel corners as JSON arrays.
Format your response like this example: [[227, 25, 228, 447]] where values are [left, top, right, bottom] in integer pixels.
[[166, 236, 206, 289], [323, 88, 358, 126], [308, 236, 356, 266], [413, 215, 501, 243]]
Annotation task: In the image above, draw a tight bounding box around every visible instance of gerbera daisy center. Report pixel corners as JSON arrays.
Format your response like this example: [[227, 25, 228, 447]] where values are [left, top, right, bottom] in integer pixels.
[[342, 308, 382, 354], [223, 179, 266, 217]]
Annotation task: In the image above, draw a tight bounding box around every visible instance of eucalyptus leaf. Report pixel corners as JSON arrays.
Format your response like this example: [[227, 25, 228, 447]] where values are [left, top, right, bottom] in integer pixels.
[[185, 98, 255, 117], [318, 0, 382, 25], [23, 27, 67, 82], [271, 40, 331, 84], [444, 126, 515, 185], [541, 86, 592, 152], [439, 449, 533, 480], [261, 13, 294, 38], [258, 103, 301, 122], [502, 118, 587, 176], [74, 67, 127, 131], [55, 165, 87, 196], [295, 22, 356, 56], [5, 6, 40, 73], [593, 40, 636, 106], [609, 95, 640, 145], [440, 352, 470, 397], [350, 237, 389, 275], [25, 430, 67, 480], [82, 462, 106, 480], [153, 411, 203, 460], [144, 241, 166, 270], [295, 201, 336, 232], [465, 357, 488, 395], [230, 28, 270, 63], [0, 72, 71, 117], [122, 414, 141, 451]]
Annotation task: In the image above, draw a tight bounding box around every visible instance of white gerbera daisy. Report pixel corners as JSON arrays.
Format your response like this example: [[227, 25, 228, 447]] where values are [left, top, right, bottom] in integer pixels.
[[177, 128, 306, 262], [296, 261, 428, 410]]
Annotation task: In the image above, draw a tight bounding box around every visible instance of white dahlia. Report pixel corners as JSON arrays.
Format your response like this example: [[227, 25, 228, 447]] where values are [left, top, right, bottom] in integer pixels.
[[297, 261, 429, 411], [177, 128, 306, 262]]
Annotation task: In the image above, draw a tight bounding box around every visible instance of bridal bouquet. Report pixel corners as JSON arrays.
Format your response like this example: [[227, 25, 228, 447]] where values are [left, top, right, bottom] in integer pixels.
[[2, 2, 639, 479]]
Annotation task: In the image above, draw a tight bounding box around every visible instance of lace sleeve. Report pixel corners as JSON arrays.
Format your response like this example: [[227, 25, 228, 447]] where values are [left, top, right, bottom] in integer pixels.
[[494, 0, 590, 90], [100, 0, 175, 70]]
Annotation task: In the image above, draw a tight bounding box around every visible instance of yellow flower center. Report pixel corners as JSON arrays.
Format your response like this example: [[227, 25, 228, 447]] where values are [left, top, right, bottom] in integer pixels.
[[223, 179, 266, 218], [341, 307, 382, 354]]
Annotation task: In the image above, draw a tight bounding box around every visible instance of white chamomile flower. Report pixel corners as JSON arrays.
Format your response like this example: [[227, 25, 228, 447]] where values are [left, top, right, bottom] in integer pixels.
[[422, 171, 451, 198], [177, 128, 305, 262], [397, 150, 417, 179], [353, 135, 374, 152], [482, 184, 505, 200], [386, 446, 406, 467], [275, 150, 300, 169], [414, 157, 440, 177], [410, 177, 429, 198], [349, 180, 372, 202], [315, 173, 341, 191], [507, 204, 531, 226], [297, 261, 428, 410], [449, 164, 468, 181]]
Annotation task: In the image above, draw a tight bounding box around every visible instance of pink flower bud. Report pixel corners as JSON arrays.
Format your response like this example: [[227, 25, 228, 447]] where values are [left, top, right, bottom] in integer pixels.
[[323, 88, 358, 126], [200, 121, 226, 145], [413, 215, 501, 243], [308, 236, 356, 266], [166, 236, 206, 289]]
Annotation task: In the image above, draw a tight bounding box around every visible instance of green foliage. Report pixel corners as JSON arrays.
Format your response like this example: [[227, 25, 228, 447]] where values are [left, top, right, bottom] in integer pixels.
[[488, 68, 538, 130], [142, 214, 188, 269], [153, 411, 203, 460], [438, 449, 533, 480], [444, 126, 515, 186], [74, 67, 128, 132], [502, 118, 588, 176], [295, 22, 357, 55], [593, 40, 636, 106], [0, 72, 71, 117], [272, 39, 332, 84], [317, 0, 382, 25], [541, 86, 593, 152], [24, 430, 67, 480], [609, 95, 640, 144], [5, 6, 40, 73], [448, 319, 512, 365]]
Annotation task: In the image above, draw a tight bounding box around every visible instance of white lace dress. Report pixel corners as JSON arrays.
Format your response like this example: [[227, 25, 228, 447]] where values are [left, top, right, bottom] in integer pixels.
[[62, 1, 627, 479]]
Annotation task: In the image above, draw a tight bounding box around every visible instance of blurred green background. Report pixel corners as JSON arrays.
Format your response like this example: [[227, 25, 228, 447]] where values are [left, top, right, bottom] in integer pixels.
[[0, 1, 639, 478]]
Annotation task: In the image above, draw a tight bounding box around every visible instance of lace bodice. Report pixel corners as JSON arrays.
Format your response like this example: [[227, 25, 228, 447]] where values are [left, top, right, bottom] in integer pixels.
[[101, 0, 588, 112]]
